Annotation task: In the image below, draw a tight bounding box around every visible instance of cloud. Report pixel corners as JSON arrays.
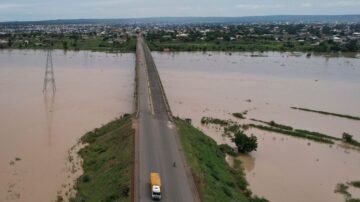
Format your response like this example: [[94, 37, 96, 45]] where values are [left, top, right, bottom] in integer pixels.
[[0, 3, 22, 10], [326, 0, 360, 7], [300, 3, 313, 8], [236, 3, 287, 10]]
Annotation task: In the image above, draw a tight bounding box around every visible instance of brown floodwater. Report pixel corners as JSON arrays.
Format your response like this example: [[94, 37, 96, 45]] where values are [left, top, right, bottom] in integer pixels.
[[0, 50, 134, 202], [154, 51, 360, 202]]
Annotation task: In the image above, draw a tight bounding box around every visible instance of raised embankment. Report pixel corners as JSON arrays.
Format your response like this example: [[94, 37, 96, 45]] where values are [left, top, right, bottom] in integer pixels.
[[135, 36, 200, 202]]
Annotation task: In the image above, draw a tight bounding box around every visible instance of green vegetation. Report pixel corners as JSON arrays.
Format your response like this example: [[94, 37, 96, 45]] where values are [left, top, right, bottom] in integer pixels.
[[234, 131, 258, 153], [291, 107, 360, 121], [249, 123, 335, 144], [175, 118, 268, 202], [342, 133, 360, 147], [233, 113, 246, 119], [251, 119, 293, 131], [218, 144, 237, 156], [293, 129, 341, 141], [250, 118, 360, 147], [351, 181, 360, 188], [335, 181, 360, 202], [335, 183, 351, 198], [201, 117, 230, 126], [5, 34, 136, 52], [70, 114, 134, 202], [147, 40, 359, 53], [224, 124, 242, 135]]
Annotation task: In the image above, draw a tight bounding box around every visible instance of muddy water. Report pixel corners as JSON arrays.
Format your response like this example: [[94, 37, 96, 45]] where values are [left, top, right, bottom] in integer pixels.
[[154, 52, 360, 202], [0, 50, 134, 202]]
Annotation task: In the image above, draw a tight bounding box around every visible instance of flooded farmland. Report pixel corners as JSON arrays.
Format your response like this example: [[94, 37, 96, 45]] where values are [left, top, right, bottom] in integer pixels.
[[0, 50, 134, 202], [154, 51, 360, 202]]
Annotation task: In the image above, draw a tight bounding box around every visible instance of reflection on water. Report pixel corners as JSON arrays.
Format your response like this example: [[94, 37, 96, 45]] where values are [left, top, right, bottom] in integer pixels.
[[43, 92, 55, 146], [155, 51, 360, 202], [0, 50, 134, 202]]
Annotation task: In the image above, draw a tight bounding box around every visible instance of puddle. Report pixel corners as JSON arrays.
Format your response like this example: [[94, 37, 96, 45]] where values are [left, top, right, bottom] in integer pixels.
[[155, 51, 360, 202], [0, 50, 134, 202]]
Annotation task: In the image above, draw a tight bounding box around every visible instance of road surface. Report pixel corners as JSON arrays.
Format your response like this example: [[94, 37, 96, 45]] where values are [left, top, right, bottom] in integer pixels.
[[135, 36, 199, 202]]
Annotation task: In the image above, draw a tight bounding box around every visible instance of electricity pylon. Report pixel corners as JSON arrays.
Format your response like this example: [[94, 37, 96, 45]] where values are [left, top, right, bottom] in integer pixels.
[[43, 49, 56, 93]]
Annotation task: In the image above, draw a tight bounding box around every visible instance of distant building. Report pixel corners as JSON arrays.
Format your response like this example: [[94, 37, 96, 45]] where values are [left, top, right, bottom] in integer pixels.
[[332, 36, 342, 43], [0, 39, 8, 44], [176, 33, 189, 38]]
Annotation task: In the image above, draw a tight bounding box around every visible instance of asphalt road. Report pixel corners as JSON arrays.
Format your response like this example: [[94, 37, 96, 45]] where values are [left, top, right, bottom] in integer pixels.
[[135, 36, 199, 202]]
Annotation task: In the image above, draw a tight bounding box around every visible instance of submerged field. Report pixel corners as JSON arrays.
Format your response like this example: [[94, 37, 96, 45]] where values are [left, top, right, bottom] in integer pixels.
[[155, 51, 360, 202]]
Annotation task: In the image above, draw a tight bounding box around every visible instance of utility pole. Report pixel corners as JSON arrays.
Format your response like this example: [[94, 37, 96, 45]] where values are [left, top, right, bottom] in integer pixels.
[[43, 49, 56, 93]]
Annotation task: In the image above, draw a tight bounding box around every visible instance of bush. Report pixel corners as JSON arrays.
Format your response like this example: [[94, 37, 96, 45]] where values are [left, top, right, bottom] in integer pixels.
[[234, 131, 258, 153], [218, 144, 237, 156], [82, 174, 90, 183], [343, 133, 353, 143], [232, 113, 245, 119], [351, 181, 360, 188]]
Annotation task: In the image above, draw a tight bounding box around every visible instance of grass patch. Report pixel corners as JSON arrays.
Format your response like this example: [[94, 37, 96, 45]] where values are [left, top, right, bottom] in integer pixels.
[[218, 144, 237, 157], [250, 119, 293, 131], [291, 107, 360, 121], [249, 124, 335, 144], [248, 118, 352, 145], [201, 117, 230, 126], [351, 181, 360, 188], [10, 36, 136, 53], [342, 133, 360, 147], [233, 113, 246, 119], [335, 182, 360, 202], [70, 114, 134, 202], [175, 118, 268, 202], [294, 129, 341, 141], [224, 124, 242, 136], [147, 40, 319, 52], [335, 183, 351, 198], [251, 118, 360, 148]]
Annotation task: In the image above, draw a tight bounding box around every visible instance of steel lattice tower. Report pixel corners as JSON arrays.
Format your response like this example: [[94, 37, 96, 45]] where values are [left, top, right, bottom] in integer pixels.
[[43, 49, 56, 93]]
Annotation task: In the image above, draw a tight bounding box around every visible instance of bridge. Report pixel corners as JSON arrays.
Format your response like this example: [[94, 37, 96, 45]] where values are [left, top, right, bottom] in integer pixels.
[[134, 36, 200, 202]]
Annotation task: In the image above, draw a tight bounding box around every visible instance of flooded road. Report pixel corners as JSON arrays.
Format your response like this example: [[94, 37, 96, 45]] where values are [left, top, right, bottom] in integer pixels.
[[154, 51, 360, 202], [0, 50, 134, 201]]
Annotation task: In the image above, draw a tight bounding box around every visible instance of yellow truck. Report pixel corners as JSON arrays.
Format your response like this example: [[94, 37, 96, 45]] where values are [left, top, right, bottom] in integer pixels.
[[150, 172, 162, 200]]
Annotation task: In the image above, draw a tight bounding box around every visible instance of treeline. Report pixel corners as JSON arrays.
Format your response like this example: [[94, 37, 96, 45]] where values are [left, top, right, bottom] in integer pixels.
[[0, 32, 136, 52], [147, 40, 359, 53]]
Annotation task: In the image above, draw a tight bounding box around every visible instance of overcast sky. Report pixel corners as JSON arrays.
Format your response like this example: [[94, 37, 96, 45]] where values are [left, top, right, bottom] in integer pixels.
[[0, 0, 360, 22]]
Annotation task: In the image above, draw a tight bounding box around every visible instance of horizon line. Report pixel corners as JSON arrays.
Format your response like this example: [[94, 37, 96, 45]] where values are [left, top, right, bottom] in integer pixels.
[[1, 14, 360, 23]]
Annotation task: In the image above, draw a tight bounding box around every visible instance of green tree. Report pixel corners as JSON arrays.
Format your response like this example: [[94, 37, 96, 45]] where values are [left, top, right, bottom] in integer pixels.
[[345, 40, 358, 52], [62, 41, 68, 50], [233, 131, 258, 153], [7, 38, 13, 47], [342, 132, 353, 143]]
